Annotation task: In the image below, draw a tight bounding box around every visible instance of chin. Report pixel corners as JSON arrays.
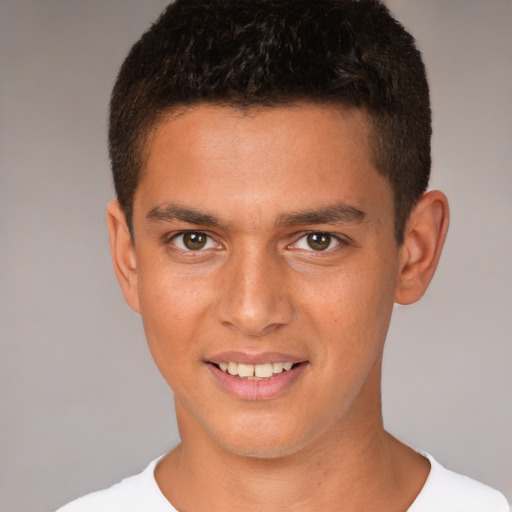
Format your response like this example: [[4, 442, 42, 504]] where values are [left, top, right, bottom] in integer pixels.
[[209, 416, 314, 460], [218, 436, 304, 460], [176, 396, 327, 460]]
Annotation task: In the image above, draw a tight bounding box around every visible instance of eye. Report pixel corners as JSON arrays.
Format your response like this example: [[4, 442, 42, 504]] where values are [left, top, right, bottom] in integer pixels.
[[169, 231, 218, 251], [294, 232, 340, 251]]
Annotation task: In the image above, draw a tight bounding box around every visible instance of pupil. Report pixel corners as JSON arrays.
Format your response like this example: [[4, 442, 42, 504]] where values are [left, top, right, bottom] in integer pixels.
[[307, 233, 330, 251], [184, 232, 207, 250]]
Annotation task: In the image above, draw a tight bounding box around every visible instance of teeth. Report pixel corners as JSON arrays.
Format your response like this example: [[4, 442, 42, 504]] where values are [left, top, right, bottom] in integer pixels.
[[272, 362, 284, 374], [255, 363, 273, 378], [217, 361, 296, 379], [237, 363, 254, 378], [227, 361, 238, 376]]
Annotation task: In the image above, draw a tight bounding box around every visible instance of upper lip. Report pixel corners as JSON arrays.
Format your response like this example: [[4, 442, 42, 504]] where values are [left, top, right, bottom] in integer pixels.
[[206, 351, 307, 365]]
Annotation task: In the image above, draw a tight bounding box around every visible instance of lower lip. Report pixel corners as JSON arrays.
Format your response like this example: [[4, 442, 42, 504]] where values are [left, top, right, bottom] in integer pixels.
[[207, 363, 308, 401]]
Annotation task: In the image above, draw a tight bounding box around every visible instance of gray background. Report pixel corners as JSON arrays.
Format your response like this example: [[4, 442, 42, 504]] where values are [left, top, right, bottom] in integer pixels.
[[1, 1, 511, 511]]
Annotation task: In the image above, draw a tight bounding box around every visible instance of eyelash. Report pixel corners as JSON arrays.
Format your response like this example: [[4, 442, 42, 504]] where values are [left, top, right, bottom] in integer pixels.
[[166, 231, 220, 251], [165, 230, 349, 253], [289, 232, 348, 253]]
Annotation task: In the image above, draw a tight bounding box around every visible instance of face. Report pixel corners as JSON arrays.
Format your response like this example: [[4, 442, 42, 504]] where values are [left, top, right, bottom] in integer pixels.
[[121, 103, 402, 458]]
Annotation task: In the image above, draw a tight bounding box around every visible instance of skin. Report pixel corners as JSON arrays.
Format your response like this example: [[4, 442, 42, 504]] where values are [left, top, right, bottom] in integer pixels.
[[108, 103, 449, 511]]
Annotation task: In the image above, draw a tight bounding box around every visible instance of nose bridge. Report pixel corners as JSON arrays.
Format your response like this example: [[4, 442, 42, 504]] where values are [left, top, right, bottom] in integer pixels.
[[214, 242, 293, 336]]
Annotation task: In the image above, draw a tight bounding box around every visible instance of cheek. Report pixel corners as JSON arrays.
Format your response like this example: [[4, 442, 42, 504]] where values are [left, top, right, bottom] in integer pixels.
[[136, 266, 211, 371], [305, 258, 397, 354]]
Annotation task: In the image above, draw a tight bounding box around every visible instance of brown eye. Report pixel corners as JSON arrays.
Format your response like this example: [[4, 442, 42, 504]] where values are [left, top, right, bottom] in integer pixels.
[[306, 232, 332, 251], [170, 231, 216, 251], [182, 232, 208, 250]]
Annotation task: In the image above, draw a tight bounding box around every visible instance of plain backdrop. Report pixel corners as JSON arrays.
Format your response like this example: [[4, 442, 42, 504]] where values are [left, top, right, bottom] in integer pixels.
[[1, 1, 511, 511]]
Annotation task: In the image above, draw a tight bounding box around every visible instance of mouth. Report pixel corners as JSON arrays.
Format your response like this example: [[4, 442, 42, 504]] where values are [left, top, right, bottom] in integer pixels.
[[206, 356, 308, 400], [212, 361, 301, 380]]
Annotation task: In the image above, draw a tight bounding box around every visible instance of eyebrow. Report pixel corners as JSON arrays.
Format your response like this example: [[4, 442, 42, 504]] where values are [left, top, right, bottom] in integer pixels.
[[146, 202, 365, 229], [146, 203, 228, 228], [276, 204, 366, 226]]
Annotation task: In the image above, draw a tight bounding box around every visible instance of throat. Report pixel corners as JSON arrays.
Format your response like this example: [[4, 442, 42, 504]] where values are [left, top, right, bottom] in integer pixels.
[[154, 431, 422, 512]]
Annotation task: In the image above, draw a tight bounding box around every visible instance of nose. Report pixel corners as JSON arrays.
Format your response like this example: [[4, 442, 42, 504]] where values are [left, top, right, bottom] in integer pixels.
[[214, 247, 294, 337]]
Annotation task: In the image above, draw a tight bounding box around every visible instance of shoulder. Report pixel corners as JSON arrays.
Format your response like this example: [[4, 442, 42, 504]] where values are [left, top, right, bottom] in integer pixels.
[[408, 453, 510, 512], [55, 456, 175, 512]]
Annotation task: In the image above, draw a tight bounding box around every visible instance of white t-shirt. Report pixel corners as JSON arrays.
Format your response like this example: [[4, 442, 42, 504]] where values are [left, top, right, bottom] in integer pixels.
[[56, 453, 510, 512]]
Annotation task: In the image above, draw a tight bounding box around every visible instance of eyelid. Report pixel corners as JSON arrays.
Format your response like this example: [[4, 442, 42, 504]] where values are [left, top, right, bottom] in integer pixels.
[[164, 229, 352, 253], [287, 231, 349, 252], [166, 230, 222, 251]]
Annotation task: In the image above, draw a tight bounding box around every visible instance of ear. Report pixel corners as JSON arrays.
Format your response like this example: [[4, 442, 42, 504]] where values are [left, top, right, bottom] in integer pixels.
[[107, 200, 140, 313], [395, 190, 449, 305]]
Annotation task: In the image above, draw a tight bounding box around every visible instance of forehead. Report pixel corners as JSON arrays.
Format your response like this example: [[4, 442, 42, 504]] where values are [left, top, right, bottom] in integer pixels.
[[145, 102, 373, 156], [135, 102, 392, 227]]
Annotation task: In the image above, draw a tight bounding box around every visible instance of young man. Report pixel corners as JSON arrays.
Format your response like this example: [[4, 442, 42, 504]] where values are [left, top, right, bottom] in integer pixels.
[[58, 0, 509, 510]]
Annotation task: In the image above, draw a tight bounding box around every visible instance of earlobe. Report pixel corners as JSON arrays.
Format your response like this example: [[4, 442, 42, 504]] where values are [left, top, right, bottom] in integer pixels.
[[107, 200, 140, 313], [395, 190, 450, 305]]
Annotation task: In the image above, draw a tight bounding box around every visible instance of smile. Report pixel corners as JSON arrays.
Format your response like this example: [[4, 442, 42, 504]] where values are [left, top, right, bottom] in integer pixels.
[[217, 361, 296, 379], [207, 356, 308, 400]]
